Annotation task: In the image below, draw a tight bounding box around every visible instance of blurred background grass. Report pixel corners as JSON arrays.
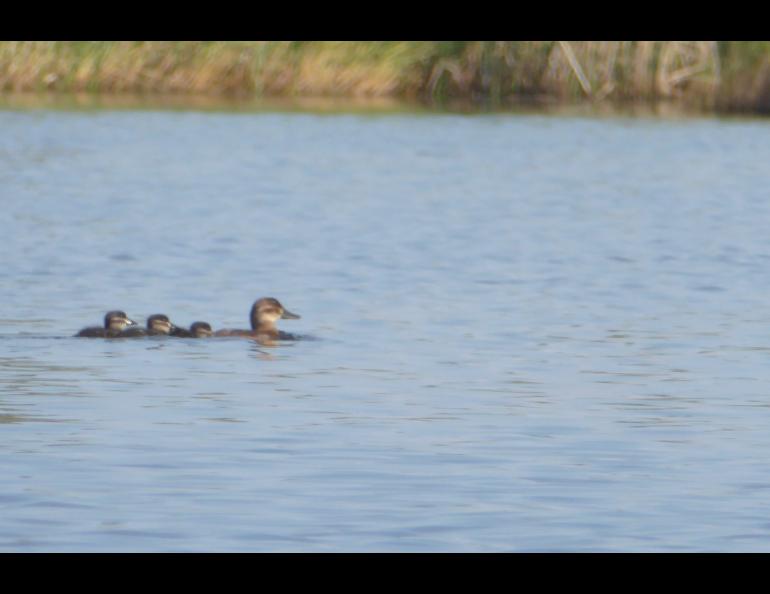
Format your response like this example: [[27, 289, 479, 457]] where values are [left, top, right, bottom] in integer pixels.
[[2, 41, 770, 113]]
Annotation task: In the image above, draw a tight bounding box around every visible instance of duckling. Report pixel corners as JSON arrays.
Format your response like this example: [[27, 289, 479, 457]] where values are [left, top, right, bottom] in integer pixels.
[[119, 314, 177, 337], [75, 310, 137, 337], [214, 297, 300, 340], [170, 321, 214, 338]]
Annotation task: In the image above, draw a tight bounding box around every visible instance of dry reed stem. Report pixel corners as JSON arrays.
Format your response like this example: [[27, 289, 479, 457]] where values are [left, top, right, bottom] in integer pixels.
[[557, 41, 592, 97]]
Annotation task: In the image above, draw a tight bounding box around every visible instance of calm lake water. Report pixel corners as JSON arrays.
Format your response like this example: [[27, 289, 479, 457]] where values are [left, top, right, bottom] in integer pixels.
[[3, 100, 770, 551]]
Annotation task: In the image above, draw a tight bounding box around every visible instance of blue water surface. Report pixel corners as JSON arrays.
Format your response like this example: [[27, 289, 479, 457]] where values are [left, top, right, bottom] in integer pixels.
[[2, 104, 770, 551]]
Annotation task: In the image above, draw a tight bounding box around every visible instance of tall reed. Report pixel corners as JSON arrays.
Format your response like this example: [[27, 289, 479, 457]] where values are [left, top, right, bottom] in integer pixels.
[[1, 41, 769, 112]]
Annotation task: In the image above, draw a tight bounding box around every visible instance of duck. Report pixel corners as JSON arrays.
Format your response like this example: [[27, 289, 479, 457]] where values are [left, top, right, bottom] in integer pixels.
[[170, 321, 214, 338], [75, 310, 137, 337], [119, 314, 177, 337], [214, 297, 300, 340]]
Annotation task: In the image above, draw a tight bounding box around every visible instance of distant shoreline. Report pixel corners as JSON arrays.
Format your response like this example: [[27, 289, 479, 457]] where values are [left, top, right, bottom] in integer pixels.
[[2, 42, 770, 115], [0, 91, 735, 121]]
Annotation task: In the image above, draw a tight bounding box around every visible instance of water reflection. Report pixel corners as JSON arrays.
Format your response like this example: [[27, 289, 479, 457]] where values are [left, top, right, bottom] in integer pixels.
[[0, 412, 62, 424]]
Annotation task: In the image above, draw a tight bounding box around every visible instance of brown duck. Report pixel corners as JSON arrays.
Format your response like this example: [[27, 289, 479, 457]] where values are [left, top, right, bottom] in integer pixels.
[[75, 310, 137, 337], [214, 297, 300, 340], [119, 314, 177, 337], [171, 321, 214, 338]]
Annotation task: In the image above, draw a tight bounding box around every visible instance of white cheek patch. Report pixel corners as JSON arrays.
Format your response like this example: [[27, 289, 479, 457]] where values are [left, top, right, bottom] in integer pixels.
[[258, 309, 281, 323]]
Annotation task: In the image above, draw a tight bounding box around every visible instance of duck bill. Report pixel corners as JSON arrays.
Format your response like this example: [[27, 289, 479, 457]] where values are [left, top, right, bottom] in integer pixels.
[[125, 318, 138, 326], [281, 309, 301, 320]]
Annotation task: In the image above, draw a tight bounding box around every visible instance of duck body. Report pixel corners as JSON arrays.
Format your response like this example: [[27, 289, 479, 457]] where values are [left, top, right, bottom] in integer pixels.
[[214, 297, 300, 340], [76, 310, 137, 337], [119, 326, 149, 338], [76, 326, 113, 338]]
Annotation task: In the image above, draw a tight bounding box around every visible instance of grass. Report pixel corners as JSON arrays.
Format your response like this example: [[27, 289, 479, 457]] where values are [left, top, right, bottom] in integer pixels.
[[2, 41, 770, 113]]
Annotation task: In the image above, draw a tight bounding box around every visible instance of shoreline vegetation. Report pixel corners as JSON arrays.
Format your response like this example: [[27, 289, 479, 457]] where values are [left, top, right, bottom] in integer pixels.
[[3, 41, 770, 114]]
